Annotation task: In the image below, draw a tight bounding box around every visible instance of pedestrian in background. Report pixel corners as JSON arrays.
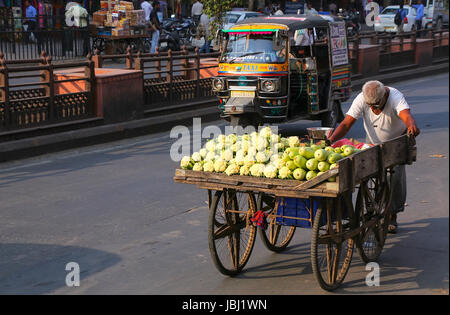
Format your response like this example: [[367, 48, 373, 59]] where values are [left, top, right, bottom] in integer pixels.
[[23, 0, 37, 43], [140, 0, 153, 22], [198, 12, 211, 53], [150, 0, 161, 53], [395, 3, 407, 34], [413, 0, 424, 37], [329, 1, 337, 15], [264, 2, 274, 16], [191, 0, 203, 24], [304, 2, 318, 15]]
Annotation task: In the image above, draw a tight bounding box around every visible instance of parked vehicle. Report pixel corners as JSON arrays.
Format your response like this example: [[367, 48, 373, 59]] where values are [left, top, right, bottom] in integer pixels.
[[159, 28, 181, 51], [223, 11, 264, 30], [406, 0, 449, 29], [212, 15, 351, 128], [341, 9, 361, 36], [374, 5, 418, 32]]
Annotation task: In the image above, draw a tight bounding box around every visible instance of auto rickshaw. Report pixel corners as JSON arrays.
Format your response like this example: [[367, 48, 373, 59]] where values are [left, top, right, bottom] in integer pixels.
[[212, 15, 352, 128]]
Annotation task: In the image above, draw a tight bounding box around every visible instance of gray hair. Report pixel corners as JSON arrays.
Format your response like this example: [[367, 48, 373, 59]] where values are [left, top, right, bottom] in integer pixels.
[[362, 80, 386, 105]]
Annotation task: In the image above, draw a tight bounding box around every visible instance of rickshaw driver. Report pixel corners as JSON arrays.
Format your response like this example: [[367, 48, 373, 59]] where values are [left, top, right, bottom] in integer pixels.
[[328, 80, 420, 234]]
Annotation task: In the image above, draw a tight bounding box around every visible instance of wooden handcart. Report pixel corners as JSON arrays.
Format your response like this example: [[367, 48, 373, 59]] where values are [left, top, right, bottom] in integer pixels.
[[174, 134, 417, 291], [90, 27, 150, 54]]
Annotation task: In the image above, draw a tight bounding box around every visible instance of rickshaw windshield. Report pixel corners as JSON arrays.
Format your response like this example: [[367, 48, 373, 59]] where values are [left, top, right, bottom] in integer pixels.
[[221, 32, 287, 64]]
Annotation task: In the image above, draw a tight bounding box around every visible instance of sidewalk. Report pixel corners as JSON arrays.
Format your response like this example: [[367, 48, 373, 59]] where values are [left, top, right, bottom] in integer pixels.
[[0, 61, 448, 163]]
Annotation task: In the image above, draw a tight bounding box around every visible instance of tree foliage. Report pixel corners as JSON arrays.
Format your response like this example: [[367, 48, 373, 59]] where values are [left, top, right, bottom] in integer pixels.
[[202, 0, 243, 39]]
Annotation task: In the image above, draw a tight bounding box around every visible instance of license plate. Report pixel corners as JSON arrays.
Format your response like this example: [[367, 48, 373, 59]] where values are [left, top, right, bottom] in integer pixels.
[[384, 26, 395, 30], [230, 90, 255, 98], [160, 42, 167, 48]]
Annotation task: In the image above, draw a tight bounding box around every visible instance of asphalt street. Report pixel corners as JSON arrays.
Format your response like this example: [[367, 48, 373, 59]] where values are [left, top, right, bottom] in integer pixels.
[[0, 73, 448, 295]]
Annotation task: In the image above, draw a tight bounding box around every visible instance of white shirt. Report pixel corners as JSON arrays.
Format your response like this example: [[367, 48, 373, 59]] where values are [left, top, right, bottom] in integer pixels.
[[346, 87, 410, 144], [192, 1, 203, 16], [141, 1, 153, 21], [304, 7, 318, 15]]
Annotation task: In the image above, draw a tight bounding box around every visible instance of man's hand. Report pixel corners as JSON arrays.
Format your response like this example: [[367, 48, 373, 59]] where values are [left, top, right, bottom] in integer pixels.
[[399, 109, 420, 137], [328, 115, 356, 143]]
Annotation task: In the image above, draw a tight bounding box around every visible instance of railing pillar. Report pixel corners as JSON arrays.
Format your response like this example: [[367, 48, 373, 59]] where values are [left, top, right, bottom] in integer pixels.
[[40, 51, 55, 122], [0, 52, 10, 129], [155, 47, 161, 79], [92, 49, 103, 68], [195, 47, 200, 97], [167, 49, 173, 104], [85, 53, 97, 117], [181, 45, 189, 79], [126, 46, 133, 69], [134, 51, 143, 71]]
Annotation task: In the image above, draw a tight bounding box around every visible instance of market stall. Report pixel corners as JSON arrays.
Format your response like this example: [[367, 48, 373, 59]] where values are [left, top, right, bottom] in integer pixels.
[[90, 0, 149, 54]]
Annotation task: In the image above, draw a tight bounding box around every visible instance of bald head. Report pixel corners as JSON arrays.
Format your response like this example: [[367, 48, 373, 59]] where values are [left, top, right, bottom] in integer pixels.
[[362, 80, 386, 106]]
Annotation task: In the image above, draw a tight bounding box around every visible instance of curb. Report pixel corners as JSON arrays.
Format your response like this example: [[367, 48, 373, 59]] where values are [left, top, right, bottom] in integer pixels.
[[0, 62, 448, 163]]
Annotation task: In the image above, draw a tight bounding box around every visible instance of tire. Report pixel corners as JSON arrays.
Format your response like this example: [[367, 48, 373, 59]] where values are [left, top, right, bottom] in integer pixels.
[[311, 197, 354, 291], [257, 194, 296, 253], [355, 171, 392, 263], [229, 115, 260, 131], [321, 101, 342, 128], [208, 189, 257, 276]]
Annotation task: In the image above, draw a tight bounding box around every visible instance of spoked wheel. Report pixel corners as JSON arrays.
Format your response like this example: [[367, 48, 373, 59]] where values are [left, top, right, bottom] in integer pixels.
[[257, 193, 296, 253], [311, 197, 354, 291], [355, 171, 392, 263], [208, 189, 257, 276]]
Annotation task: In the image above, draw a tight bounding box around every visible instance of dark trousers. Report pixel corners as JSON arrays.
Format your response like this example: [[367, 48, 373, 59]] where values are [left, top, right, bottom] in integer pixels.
[[416, 19, 423, 37]]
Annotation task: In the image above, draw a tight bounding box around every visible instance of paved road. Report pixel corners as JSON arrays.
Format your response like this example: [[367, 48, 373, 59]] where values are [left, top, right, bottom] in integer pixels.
[[0, 73, 448, 295]]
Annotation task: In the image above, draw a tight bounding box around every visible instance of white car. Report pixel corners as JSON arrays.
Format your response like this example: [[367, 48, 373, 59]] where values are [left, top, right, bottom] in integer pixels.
[[223, 11, 264, 30], [374, 5, 418, 32]]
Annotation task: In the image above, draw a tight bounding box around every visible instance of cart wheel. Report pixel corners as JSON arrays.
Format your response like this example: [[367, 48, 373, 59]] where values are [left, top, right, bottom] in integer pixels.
[[257, 193, 296, 253], [208, 189, 257, 276], [311, 197, 354, 291], [355, 171, 392, 263]]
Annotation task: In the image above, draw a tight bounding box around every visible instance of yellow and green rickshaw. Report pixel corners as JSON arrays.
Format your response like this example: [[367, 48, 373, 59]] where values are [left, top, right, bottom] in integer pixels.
[[212, 14, 352, 128]]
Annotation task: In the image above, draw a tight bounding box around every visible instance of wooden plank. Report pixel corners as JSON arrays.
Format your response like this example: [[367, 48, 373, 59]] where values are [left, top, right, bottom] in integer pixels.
[[175, 169, 339, 193], [352, 145, 380, 183], [380, 135, 408, 168], [337, 157, 353, 193]]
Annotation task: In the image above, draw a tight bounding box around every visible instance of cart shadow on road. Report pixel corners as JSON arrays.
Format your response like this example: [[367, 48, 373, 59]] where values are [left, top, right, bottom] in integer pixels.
[[0, 243, 121, 294], [333, 217, 449, 294], [223, 218, 448, 294], [233, 241, 315, 280]]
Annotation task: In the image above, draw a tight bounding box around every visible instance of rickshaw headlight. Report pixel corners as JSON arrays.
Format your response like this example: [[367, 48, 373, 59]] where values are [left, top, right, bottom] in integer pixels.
[[212, 78, 226, 91], [260, 79, 279, 92], [303, 57, 316, 71]]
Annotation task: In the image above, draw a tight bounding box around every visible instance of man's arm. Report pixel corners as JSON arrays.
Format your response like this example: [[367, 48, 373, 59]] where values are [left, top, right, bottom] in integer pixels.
[[328, 115, 357, 143], [398, 109, 420, 137]]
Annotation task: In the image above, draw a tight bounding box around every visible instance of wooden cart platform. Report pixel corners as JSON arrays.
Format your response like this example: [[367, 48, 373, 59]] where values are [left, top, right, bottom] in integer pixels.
[[174, 134, 416, 198]]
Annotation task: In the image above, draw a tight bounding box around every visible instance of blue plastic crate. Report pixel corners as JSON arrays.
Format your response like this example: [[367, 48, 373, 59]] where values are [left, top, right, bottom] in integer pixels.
[[276, 197, 348, 228]]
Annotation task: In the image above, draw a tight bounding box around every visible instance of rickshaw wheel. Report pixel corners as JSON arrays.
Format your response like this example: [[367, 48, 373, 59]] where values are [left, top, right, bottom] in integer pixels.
[[321, 101, 342, 128], [257, 193, 296, 253], [311, 197, 354, 291], [208, 189, 257, 276], [355, 171, 392, 263]]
